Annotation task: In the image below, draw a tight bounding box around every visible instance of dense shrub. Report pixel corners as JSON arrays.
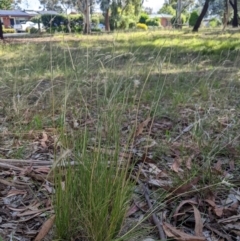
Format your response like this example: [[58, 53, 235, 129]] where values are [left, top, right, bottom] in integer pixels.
[[46, 26, 57, 33], [41, 14, 67, 27], [73, 25, 82, 33], [182, 14, 187, 24], [91, 28, 101, 32], [189, 11, 199, 26], [109, 17, 116, 30], [146, 18, 160, 26], [136, 23, 148, 30], [28, 27, 39, 34], [118, 16, 130, 29], [30, 15, 41, 23], [139, 13, 149, 24], [41, 14, 83, 33], [209, 18, 221, 27], [46, 25, 68, 33], [129, 21, 136, 29], [98, 15, 105, 24], [3, 28, 15, 33], [67, 15, 84, 32], [91, 16, 99, 26]]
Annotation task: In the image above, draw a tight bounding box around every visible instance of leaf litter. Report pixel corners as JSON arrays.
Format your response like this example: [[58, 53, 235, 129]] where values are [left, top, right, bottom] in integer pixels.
[[0, 104, 240, 240]]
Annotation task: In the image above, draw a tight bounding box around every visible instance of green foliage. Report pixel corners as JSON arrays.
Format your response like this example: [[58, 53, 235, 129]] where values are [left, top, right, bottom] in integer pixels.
[[30, 15, 41, 23], [0, 0, 12, 9], [91, 16, 100, 26], [73, 25, 82, 33], [28, 27, 39, 34], [136, 23, 148, 30], [209, 18, 222, 27], [3, 27, 15, 33], [91, 27, 101, 32], [158, 4, 175, 15], [41, 14, 84, 33], [146, 18, 160, 26], [182, 14, 187, 24], [138, 13, 149, 24], [68, 14, 84, 22], [129, 20, 136, 28], [189, 11, 199, 26], [98, 14, 105, 24], [118, 16, 131, 29], [46, 26, 65, 33], [41, 14, 66, 27], [68, 14, 84, 31], [109, 9, 138, 30]]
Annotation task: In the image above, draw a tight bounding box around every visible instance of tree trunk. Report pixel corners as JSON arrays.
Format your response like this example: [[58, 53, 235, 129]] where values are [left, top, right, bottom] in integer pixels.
[[223, 0, 229, 31], [105, 8, 110, 31], [86, 0, 91, 34], [67, 16, 71, 33], [82, 0, 91, 34], [0, 20, 3, 40], [176, 0, 182, 29], [230, 0, 238, 27], [192, 0, 210, 32]]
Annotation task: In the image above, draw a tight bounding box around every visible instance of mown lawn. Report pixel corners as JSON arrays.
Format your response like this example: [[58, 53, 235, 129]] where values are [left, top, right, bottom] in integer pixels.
[[0, 29, 240, 241]]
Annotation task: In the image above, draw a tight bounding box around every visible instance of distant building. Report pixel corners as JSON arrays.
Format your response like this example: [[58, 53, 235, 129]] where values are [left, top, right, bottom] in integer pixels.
[[149, 14, 173, 27], [0, 9, 59, 28], [0, 10, 31, 27]]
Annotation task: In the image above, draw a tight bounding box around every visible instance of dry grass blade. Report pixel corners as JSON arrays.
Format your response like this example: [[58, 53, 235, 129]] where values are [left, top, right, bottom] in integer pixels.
[[34, 215, 55, 241]]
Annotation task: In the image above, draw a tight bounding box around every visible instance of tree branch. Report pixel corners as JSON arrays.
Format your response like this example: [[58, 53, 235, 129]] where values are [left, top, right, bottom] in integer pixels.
[[229, 0, 234, 8]]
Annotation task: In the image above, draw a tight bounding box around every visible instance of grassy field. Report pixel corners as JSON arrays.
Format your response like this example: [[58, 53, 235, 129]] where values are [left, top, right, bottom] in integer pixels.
[[0, 29, 240, 240]]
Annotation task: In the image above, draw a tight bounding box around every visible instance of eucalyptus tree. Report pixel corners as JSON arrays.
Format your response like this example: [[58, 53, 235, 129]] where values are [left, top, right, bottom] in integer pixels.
[[192, 0, 211, 32], [97, 0, 143, 31], [229, 0, 238, 27], [39, 0, 95, 34]]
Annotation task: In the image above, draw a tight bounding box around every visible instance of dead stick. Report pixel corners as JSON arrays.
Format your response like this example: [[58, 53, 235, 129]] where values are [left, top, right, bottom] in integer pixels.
[[0, 162, 25, 171], [0, 158, 53, 166], [205, 224, 232, 241], [142, 183, 166, 241]]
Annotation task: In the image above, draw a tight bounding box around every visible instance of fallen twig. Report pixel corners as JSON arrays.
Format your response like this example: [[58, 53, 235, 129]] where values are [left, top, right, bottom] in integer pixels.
[[0, 158, 53, 166], [0, 162, 25, 171], [141, 182, 166, 241], [172, 116, 208, 142], [172, 123, 194, 142], [0, 178, 29, 190], [205, 224, 232, 241]]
